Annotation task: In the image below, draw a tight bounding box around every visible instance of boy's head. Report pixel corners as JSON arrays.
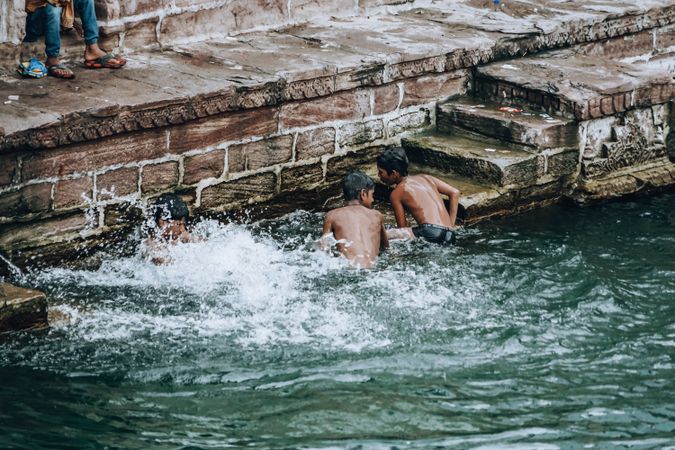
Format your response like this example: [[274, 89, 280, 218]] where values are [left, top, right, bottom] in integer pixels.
[[153, 193, 189, 237], [377, 147, 408, 185], [342, 170, 375, 208]]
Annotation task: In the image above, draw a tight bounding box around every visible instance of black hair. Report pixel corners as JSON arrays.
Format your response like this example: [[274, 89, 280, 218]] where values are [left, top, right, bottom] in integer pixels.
[[153, 193, 189, 223], [342, 170, 375, 201], [377, 146, 409, 176]]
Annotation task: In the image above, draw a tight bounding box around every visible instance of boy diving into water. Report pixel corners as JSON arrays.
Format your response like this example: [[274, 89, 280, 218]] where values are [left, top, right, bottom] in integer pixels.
[[377, 147, 460, 245], [320, 171, 389, 269], [145, 193, 198, 265]]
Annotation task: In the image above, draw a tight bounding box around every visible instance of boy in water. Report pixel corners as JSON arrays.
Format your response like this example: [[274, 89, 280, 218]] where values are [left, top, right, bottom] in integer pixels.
[[145, 193, 197, 264], [320, 171, 389, 268], [377, 147, 460, 245]]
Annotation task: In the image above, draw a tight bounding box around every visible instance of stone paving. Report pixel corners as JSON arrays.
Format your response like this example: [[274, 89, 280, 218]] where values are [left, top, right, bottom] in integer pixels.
[[1, 0, 673, 150]]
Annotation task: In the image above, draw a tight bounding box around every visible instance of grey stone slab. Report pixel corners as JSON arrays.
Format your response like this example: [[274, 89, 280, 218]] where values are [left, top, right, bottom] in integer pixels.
[[402, 132, 543, 186], [282, 14, 494, 66], [438, 98, 578, 150], [477, 51, 674, 118]]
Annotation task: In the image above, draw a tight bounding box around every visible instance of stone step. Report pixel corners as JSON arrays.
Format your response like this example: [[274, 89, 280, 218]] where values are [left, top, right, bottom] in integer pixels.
[[437, 98, 578, 150], [475, 50, 673, 121], [402, 133, 542, 187]]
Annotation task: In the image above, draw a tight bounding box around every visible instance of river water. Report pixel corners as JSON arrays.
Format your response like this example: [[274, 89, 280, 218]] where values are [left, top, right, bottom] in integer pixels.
[[1, 193, 674, 449]]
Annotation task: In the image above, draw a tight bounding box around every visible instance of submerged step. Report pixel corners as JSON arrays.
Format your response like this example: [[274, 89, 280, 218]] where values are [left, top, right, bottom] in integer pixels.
[[437, 98, 578, 150], [402, 133, 542, 187]]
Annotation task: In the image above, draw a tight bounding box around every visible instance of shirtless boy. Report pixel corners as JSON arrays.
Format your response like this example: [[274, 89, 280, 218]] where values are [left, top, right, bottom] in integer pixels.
[[320, 171, 389, 268], [145, 193, 197, 264], [377, 147, 460, 245]]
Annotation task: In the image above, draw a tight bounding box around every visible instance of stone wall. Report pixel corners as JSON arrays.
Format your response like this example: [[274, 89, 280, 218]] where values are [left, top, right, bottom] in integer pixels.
[[0, 70, 469, 266]]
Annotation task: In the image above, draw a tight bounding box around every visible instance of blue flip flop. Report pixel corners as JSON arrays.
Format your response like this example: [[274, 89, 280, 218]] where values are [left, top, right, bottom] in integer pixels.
[[17, 57, 48, 79]]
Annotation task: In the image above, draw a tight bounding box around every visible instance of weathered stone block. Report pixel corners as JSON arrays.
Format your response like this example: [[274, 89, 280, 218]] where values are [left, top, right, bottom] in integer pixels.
[[54, 177, 93, 210], [291, 0, 352, 21], [0, 214, 89, 250], [0, 154, 18, 186], [296, 128, 336, 161], [401, 71, 468, 108], [0, 183, 52, 218], [387, 56, 446, 81], [122, 18, 159, 48], [373, 83, 400, 116], [192, 88, 237, 118], [22, 130, 167, 179], [160, 1, 287, 42], [0, 283, 48, 333], [280, 162, 324, 192], [200, 172, 277, 208], [325, 146, 383, 184], [339, 120, 384, 147], [655, 25, 675, 51], [668, 101, 675, 162], [237, 82, 284, 110], [228, 135, 293, 173], [547, 150, 580, 178], [280, 90, 370, 129], [335, 65, 385, 92], [120, 0, 169, 16], [97, 167, 139, 200], [141, 161, 179, 195], [103, 202, 143, 227], [183, 150, 225, 185], [169, 108, 278, 154], [387, 110, 430, 136], [283, 76, 335, 101]]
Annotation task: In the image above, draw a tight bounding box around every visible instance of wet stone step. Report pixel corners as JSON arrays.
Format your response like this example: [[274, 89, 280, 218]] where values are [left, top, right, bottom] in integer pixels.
[[402, 133, 543, 187], [437, 98, 579, 150]]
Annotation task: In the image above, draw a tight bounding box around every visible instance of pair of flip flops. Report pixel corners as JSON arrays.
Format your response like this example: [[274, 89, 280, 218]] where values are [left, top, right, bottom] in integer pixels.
[[84, 53, 126, 69], [17, 58, 47, 78]]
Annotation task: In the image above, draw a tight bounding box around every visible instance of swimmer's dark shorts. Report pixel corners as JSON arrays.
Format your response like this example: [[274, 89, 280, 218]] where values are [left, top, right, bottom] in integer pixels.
[[412, 224, 456, 245]]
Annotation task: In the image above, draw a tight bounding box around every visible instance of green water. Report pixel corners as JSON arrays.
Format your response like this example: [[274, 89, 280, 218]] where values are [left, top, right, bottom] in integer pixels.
[[1, 193, 674, 449]]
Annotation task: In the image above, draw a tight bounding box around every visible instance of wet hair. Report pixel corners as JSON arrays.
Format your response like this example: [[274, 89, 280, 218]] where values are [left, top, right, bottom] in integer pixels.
[[377, 146, 409, 176], [153, 193, 189, 223], [342, 170, 375, 201]]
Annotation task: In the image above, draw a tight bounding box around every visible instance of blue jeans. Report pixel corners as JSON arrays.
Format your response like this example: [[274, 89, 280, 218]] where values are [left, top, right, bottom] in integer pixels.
[[24, 0, 100, 58]]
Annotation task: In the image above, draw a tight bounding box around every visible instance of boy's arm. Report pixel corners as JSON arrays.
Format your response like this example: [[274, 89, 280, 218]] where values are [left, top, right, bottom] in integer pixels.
[[429, 176, 461, 227], [318, 213, 334, 251], [390, 190, 408, 228], [379, 213, 389, 250]]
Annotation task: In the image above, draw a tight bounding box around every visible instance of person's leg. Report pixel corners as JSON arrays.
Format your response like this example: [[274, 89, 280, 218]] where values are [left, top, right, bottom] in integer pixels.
[[73, 0, 99, 46], [42, 4, 62, 61], [23, 9, 45, 44], [75, 0, 126, 68]]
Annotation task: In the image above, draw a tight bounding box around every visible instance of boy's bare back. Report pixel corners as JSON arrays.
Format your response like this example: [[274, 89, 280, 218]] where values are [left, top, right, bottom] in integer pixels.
[[323, 205, 387, 268], [390, 174, 457, 228]]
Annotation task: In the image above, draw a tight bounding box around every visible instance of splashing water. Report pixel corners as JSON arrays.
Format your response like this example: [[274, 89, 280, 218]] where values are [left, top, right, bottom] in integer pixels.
[[1, 195, 675, 449]]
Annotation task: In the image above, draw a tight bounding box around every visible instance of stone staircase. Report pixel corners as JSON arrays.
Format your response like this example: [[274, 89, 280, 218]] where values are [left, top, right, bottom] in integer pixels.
[[400, 97, 580, 223], [396, 45, 674, 223]]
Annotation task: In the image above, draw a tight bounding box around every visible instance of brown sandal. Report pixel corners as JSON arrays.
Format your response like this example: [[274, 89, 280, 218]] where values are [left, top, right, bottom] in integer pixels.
[[47, 63, 75, 79], [84, 52, 126, 69]]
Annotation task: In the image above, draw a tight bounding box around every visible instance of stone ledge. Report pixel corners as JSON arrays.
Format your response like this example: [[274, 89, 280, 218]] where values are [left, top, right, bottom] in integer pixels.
[[1, 1, 673, 153], [476, 49, 674, 120], [0, 282, 48, 333]]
